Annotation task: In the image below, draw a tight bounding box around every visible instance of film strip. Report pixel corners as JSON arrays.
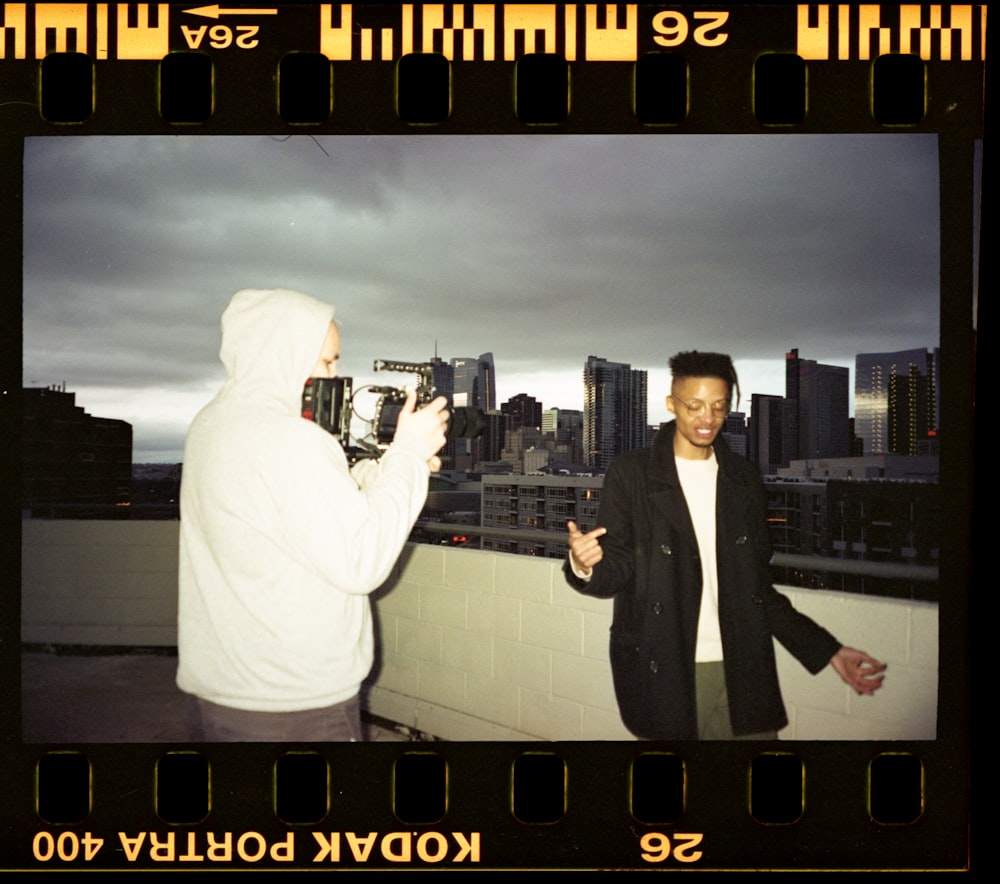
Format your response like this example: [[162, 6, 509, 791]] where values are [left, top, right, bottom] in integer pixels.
[[1, 2, 981, 872]]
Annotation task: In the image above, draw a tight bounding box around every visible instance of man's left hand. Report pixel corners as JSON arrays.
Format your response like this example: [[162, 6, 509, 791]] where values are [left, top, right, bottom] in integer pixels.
[[829, 647, 886, 695]]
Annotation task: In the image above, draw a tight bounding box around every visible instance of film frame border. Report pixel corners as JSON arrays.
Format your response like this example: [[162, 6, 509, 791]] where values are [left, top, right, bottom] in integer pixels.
[[0, 1, 980, 872]]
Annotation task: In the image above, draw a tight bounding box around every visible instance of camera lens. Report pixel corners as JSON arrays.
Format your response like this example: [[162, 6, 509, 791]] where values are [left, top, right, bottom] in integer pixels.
[[446, 406, 487, 440]]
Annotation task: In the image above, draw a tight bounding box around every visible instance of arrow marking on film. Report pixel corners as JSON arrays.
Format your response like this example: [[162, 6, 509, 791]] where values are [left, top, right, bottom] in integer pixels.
[[184, 6, 279, 18]]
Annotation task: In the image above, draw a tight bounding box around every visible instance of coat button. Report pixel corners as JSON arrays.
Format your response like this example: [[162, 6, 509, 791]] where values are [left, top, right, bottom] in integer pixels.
[[736, 535, 749, 545], [660, 544, 672, 556], [652, 602, 663, 615], [648, 660, 659, 673]]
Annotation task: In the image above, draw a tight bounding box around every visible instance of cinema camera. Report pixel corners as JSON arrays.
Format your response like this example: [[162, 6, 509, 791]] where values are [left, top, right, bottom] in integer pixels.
[[302, 359, 486, 463]]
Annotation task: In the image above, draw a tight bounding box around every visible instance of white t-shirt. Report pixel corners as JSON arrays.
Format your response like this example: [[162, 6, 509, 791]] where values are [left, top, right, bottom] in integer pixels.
[[675, 452, 724, 662]]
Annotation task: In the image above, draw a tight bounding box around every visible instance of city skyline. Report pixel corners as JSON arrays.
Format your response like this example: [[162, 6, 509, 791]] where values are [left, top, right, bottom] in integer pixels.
[[27, 340, 938, 468], [23, 134, 941, 461]]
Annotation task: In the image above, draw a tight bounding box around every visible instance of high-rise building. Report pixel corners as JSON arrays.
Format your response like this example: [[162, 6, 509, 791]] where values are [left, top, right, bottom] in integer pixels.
[[450, 357, 477, 409], [452, 352, 497, 411], [500, 426, 548, 474], [449, 352, 497, 464], [477, 352, 497, 413], [541, 409, 558, 436], [428, 354, 454, 402], [426, 354, 456, 467], [22, 387, 133, 516], [502, 393, 542, 432], [749, 393, 792, 474], [543, 408, 584, 464], [583, 355, 648, 471], [722, 411, 748, 458], [476, 409, 507, 464], [855, 348, 939, 455], [785, 348, 850, 460]]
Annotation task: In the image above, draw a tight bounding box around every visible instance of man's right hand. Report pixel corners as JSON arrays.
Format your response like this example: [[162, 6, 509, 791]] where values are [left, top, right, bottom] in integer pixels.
[[566, 519, 607, 575], [393, 389, 449, 467]]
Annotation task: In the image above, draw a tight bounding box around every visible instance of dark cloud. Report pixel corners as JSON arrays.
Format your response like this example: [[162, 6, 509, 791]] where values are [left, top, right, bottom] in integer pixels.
[[23, 134, 940, 460]]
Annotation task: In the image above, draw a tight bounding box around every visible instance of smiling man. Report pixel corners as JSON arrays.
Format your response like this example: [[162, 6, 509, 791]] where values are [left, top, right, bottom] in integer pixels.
[[564, 350, 885, 740]]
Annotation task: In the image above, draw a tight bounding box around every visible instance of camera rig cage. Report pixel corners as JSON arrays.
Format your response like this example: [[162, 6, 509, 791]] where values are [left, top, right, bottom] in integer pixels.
[[302, 359, 485, 463]]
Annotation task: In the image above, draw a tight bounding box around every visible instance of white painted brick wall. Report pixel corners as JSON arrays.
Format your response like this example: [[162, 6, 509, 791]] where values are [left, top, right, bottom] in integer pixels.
[[22, 520, 937, 741]]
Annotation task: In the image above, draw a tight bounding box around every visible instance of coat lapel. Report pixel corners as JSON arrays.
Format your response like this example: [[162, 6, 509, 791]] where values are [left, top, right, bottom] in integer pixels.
[[647, 424, 699, 550], [714, 443, 751, 543]]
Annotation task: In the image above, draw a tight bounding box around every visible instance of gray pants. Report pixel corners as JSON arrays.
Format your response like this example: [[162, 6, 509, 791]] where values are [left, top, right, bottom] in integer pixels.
[[185, 694, 363, 742]]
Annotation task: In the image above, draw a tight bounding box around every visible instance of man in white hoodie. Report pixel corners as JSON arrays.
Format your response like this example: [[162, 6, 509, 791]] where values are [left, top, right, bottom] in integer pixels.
[[177, 288, 448, 741]]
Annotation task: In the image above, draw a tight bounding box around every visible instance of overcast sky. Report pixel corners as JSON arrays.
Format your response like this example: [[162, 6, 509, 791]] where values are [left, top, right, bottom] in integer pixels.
[[23, 134, 941, 462]]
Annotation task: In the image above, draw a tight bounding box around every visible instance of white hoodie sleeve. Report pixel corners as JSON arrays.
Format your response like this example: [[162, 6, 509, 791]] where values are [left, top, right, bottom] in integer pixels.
[[266, 421, 429, 596]]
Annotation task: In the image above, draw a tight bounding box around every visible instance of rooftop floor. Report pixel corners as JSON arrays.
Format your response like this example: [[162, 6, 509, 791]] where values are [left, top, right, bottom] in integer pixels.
[[20, 650, 414, 744]]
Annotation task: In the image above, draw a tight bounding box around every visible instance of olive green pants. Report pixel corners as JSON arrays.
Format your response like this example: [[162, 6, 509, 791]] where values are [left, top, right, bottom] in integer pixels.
[[696, 661, 778, 741]]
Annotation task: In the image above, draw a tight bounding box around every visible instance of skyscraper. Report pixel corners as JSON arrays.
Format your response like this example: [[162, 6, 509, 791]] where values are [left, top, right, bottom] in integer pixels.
[[478, 410, 507, 463], [450, 357, 477, 410], [477, 352, 497, 413], [583, 355, 648, 471], [450, 352, 497, 464], [749, 393, 795, 474], [855, 348, 939, 455], [502, 393, 542, 432], [428, 354, 454, 402], [722, 411, 748, 458], [428, 355, 457, 467], [785, 348, 850, 460], [450, 352, 496, 411], [543, 408, 584, 464]]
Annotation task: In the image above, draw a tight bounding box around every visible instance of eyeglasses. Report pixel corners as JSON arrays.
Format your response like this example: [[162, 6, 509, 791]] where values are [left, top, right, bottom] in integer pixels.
[[670, 397, 730, 418]]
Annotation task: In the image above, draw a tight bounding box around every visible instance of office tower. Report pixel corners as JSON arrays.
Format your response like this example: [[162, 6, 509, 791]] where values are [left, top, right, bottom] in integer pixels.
[[583, 355, 648, 471], [477, 352, 497, 413], [500, 426, 548, 474], [785, 348, 850, 460], [541, 409, 559, 436], [450, 357, 477, 409], [848, 417, 864, 457], [543, 408, 584, 464], [450, 352, 496, 411], [427, 354, 455, 404], [478, 409, 507, 463], [22, 387, 133, 515], [449, 352, 497, 464], [750, 393, 792, 474], [855, 348, 940, 455], [543, 408, 582, 435], [427, 355, 456, 467], [722, 411, 748, 458], [502, 393, 543, 432]]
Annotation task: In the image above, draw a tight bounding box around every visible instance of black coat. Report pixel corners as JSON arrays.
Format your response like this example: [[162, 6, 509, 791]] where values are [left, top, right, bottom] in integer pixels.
[[564, 424, 841, 740]]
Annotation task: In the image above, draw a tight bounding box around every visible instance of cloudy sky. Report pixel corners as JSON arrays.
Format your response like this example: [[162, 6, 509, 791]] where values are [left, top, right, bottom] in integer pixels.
[[23, 133, 941, 462]]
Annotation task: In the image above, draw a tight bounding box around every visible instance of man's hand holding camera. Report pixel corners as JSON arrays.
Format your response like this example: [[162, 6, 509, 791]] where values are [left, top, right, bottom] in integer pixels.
[[394, 388, 449, 472]]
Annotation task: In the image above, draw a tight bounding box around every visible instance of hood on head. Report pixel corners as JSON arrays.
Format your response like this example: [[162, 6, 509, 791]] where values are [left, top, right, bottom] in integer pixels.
[[219, 288, 335, 413]]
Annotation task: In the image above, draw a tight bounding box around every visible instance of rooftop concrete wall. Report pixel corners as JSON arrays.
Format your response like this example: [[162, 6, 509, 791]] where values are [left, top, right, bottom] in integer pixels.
[[22, 520, 938, 741]]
